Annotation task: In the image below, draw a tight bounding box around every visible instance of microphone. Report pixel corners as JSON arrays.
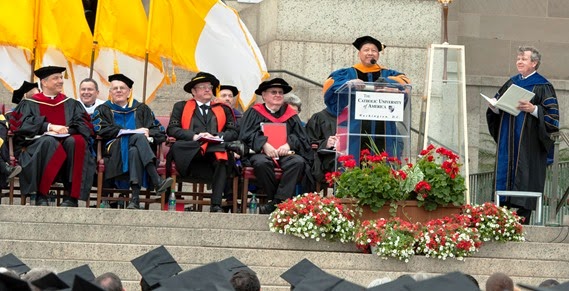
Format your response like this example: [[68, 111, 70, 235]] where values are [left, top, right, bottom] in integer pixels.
[[370, 59, 377, 65]]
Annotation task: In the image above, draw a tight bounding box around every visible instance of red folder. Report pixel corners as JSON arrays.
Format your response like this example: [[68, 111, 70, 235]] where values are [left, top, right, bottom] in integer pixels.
[[261, 122, 287, 148]]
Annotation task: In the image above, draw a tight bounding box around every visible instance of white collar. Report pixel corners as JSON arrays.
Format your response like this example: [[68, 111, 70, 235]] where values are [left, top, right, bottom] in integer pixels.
[[521, 71, 537, 79]]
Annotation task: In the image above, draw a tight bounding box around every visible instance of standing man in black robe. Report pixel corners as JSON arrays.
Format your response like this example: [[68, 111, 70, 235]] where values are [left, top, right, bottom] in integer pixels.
[[92, 74, 173, 209], [9, 66, 95, 206], [487, 46, 559, 224], [166, 72, 239, 213], [239, 78, 314, 214]]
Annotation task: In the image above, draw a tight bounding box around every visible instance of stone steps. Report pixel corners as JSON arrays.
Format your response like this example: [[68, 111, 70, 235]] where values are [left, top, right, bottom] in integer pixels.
[[0, 205, 567, 290]]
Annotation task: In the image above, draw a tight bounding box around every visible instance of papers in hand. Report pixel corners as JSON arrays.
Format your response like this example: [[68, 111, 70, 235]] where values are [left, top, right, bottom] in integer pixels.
[[197, 135, 223, 143], [117, 129, 147, 137], [481, 84, 535, 116]]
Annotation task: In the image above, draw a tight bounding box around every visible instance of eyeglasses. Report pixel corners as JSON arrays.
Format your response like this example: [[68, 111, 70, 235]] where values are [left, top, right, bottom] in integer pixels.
[[266, 89, 284, 95], [110, 86, 129, 92], [219, 94, 234, 98], [195, 85, 214, 91]]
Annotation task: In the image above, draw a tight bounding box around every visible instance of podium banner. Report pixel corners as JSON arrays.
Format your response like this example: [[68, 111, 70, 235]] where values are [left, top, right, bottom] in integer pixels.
[[354, 91, 405, 121]]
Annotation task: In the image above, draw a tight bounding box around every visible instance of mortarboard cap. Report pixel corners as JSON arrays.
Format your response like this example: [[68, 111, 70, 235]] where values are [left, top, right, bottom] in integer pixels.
[[293, 267, 365, 291], [0, 271, 32, 291], [71, 275, 105, 291], [0, 253, 31, 275], [108, 74, 134, 89], [518, 281, 569, 291], [218, 85, 239, 97], [31, 272, 70, 290], [254, 78, 292, 95], [403, 272, 479, 291], [217, 256, 255, 280], [281, 259, 323, 289], [12, 81, 39, 104], [34, 66, 66, 80], [367, 275, 415, 291], [130, 245, 182, 289], [58, 264, 95, 287], [157, 261, 235, 291], [352, 36, 385, 52]]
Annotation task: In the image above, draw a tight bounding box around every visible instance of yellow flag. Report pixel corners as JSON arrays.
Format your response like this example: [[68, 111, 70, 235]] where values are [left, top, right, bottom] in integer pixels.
[[94, 0, 164, 103], [0, 1, 35, 90], [147, 0, 268, 109]]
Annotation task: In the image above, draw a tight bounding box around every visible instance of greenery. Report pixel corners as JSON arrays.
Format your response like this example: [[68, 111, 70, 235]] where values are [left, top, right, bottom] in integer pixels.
[[325, 144, 467, 213]]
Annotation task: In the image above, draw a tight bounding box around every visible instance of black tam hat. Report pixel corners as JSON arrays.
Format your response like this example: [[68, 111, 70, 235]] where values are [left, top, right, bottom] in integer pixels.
[[0, 253, 31, 275], [254, 78, 292, 95], [12, 81, 39, 104], [108, 74, 134, 89], [352, 36, 385, 51], [183, 72, 220, 94], [131, 245, 182, 289], [34, 66, 66, 79], [219, 85, 239, 97]]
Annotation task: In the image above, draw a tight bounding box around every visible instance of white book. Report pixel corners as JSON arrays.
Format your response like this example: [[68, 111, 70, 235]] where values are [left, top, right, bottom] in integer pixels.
[[481, 84, 535, 116], [117, 128, 147, 137]]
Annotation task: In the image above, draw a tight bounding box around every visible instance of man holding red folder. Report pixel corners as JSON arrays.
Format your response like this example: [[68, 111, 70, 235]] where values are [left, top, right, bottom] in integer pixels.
[[239, 78, 314, 214]]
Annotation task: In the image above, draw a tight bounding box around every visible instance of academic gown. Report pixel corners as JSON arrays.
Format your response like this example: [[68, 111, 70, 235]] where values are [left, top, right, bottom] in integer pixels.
[[92, 100, 165, 186], [322, 63, 410, 159], [166, 100, 238, 178], [9, 93, 95, 199], [306, 109, 337, 182], [239, 104, 315, 197], [487, 72, 559, 210]]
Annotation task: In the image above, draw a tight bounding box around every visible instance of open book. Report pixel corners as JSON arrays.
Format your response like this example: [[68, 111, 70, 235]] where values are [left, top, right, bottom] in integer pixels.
[[481, 84, 535, 116]]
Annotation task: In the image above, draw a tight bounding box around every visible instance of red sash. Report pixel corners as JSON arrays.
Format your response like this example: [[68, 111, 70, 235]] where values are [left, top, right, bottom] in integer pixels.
[[252, 103, 297, 123], [180, 100, 228, 160]]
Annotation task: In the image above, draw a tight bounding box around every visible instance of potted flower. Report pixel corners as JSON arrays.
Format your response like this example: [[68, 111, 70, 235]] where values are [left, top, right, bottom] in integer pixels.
[[355, 217, 420, 262], [325, 144, 467, 222], [459, 202, 525, 242], [268, 193, 357, 243], [417, 217, 482, 260]]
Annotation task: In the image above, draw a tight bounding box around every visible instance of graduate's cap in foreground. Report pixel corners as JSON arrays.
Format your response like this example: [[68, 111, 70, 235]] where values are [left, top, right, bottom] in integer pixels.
[[280, 258, 323, 288], [12, 81, 39, 104], [58, 264, 96, 287], [293, 266, 365, 291], [184, 72, 220, 94], [130, 245, 182, 289], [156, 261, 235, 291], [352, 36, 385, 52], [518, 281, 569, 291], [71, 275, 105, 291], [254, 78, 292, 95], [219, 85, 239, 97], [403, 272, 479, 291], [34, 66, 66, 80], [0, 253, 31, 275], [0, 271, 32, 291], [367, 274, 415, 291], [217, 256, 255, 280], [108, 73, 134, 89], [31, 272, 70, 290]]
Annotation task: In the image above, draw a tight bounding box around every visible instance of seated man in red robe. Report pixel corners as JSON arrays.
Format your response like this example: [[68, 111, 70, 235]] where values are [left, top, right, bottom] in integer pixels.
[[9, 66, 95, 206]]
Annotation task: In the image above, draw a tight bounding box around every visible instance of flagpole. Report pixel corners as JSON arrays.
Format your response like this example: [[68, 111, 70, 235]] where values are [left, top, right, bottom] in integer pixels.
[[31, 0, 40, 81], [142, 52, 148, 103], [89, 41, 97, 78], [91, 0, 103, 79]]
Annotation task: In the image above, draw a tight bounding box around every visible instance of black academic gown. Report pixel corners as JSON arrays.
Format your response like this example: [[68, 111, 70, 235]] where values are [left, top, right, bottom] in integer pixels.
[[306, 109, 337, 182], [92, 101, 165, 183], [9, 93, 95, 199], [487, 73, 559, 210], [239, 104, 315, 199]]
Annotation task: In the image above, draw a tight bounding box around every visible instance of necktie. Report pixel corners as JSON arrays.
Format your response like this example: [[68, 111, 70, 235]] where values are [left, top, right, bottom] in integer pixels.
[[199, 104, 210, 122]]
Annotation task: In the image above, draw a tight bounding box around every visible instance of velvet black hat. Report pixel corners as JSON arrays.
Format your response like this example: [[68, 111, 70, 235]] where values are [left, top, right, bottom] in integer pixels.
[[0, 272, 32, 291], [281, 258, 323, 288], [403, 272, 479, 291], [58, 264, 96, 288], [367, 275, 415, 291], [108, 74, 134, 89], [183, 72, 220, 94], [219, 85, 239, 97], [31, 272, 70, 290], [0, 253, 31, 275], [254, 78, 292, 95], [352, 36, 385, 51], [156, 261, 235, 291], [12, 81, 39, 104], [71, 275, 105, 291], [34, 66, 66, 79], [131, 246, 182, 289]]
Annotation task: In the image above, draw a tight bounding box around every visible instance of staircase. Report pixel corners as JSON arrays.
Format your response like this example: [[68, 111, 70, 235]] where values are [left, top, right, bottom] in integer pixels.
[[0, 205, 567, 290]]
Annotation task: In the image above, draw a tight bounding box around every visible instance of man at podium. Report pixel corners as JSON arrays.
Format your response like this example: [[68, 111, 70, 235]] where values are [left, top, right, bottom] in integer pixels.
[[322, 36, 410, 158]]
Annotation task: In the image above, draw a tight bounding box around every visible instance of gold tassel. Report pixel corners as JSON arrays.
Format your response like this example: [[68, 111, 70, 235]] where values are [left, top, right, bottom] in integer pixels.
[[113, 56, 119, 74], [64, 70, 69, 79], [171, 67, 176, 83]]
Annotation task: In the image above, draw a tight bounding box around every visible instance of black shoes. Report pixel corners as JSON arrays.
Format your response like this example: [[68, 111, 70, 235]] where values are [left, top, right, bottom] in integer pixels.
[[156, 177, 174, 194], [60, 197, 78, 207], [127, 197, 140, 209], [225, 141, 245, 157], [259, 203, 276, 214], [36, 195, 49, 206], [210, 205, 224, 213], [5, 164, 22, 179]]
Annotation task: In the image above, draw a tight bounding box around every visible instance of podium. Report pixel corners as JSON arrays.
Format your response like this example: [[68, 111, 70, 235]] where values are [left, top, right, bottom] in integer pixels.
[[335, 82, 412, 165]]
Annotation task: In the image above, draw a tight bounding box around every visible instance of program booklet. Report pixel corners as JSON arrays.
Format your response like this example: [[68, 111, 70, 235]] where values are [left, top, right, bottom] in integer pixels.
[[480, 84, 535, 116], [260, 122, 287, 149]]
